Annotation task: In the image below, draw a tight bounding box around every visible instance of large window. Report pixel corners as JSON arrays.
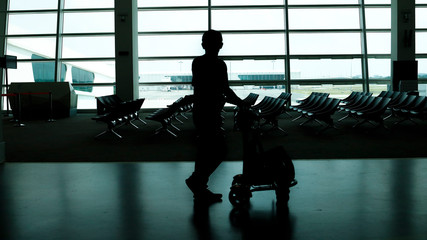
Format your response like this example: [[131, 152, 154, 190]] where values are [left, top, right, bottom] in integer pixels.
[[3, 1, 427, 109], [4, 0, 116, 109]]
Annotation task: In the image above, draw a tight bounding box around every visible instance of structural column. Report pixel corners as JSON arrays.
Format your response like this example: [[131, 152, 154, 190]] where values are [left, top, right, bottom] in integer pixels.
[[391, 0, 417, 91], [114, 0, 139, 101], [54, 0, 65, 82], [0, 0, 7, 163]]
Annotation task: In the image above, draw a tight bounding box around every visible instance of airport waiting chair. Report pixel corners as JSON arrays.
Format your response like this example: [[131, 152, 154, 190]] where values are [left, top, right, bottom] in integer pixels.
[[299, 97, 342, 134], [256, 97, 288, 134], [95, 94, 123, 115], [146, 95, 194, 137], [340, 91, 361, 105], [92, 97, 146, 139], [352, 97, 391, 129], [409, 98, 427, 120], [383, 93, 415, 120], [392, 95, 426, 126], [291, 94, 330, 122], [338, 95, 373, 122]]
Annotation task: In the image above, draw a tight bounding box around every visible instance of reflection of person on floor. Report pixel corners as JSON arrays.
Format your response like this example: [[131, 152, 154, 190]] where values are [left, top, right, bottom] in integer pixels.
[[186, 30, 245, 203]]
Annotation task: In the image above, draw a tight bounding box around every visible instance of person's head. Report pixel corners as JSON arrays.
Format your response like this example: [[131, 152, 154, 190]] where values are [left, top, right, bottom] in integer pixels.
[[202, 30, 223, 55]]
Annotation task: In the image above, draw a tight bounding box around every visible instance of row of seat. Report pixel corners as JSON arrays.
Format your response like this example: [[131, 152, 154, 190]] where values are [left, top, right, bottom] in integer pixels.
[[253, 92, 291, 133], [289, 90, 418, 132], [381, 91, 427, 126], [145, 95, 194, 137], [289, 93, 342, 133], [325, 90, 427, 130], [233, 92, 291, 134], [145, 92, 293, 137], [92, 95, 146, 138]]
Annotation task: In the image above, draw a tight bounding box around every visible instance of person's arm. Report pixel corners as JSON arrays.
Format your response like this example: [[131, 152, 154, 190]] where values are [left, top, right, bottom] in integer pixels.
[[224, 87, 245, 106], [220, 61, 245, 106]]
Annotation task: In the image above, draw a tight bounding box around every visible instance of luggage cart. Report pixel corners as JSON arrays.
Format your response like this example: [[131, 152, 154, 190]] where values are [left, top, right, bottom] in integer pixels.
[[229, 107, 297, 207]]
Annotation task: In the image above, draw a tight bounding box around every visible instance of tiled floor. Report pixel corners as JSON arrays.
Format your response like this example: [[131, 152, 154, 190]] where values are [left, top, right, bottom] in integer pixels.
[[1, 159, 426, 240]]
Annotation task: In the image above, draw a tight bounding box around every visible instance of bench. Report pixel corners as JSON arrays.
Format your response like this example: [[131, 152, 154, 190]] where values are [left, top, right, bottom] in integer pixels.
[[92, 95, 146, 138]]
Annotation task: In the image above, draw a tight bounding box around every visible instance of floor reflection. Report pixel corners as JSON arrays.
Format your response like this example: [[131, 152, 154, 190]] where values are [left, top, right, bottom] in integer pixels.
[[229, 203, 294, 240]]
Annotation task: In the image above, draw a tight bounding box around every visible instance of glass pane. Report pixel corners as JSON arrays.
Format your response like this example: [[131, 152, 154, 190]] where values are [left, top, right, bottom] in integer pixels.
[[289, 33, 361, 54], [7, 61, 58, 83], [62, 36, 115, 58], [222, 33, 285, 56], [416, 8, 427, 29], [77, 86, 115, 109], [139, 60, 193, 83], [138, 0, 208, 7], [64, 0, 114, 9], [365, 8, 391, 29], [138, 35, 204, 57], [63, 12, 114, 33], [138, 86, 194, 109], [63, 61, 115, 84], [9, 0, 58, 10], [212, 9, 284, 31], [138, 10, 208, 32], [366, 32, 391, 54], [140, 33, 284, 58], [368, 84, 389, 96], [416, 32, 427, 54], [368, 58, 391, 79], [8, 13, 57, 34], [290, 84, 363, 105], [289, 8, 360, 30], [7, 37, 57, 59], [418, 59, 427, 78], [288, 0, 358, 5], [364, 0, 391, 3], [139, 59, 287, 82], [212, 0, 284, 6], [224, 59, 286, 81], [291, 59, 362, 79]]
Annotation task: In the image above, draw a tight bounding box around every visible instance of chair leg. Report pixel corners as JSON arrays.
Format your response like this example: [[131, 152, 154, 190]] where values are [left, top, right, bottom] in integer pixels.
[[136, 117, 147, 125], [174, 116, 184, 124], [180, 112, 189, 120], [299, 117, 313, 126], [338, 113, 350, 122], [153, 126, 178, 138], [129, 121, 139, 129], [292, 114, 304, 122], [283, 111, 293, 118], [383, 112, 395, 120], [393, 117, 418, 126], [95, 128, 123, 139], [110, 129, 124, 138], [95, 130, 108, 138], [170, 123, 180, 131]]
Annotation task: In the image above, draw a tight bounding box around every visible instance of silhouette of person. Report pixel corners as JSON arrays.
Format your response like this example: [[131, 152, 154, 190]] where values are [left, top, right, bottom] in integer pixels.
[[186, 30, 245, 203]]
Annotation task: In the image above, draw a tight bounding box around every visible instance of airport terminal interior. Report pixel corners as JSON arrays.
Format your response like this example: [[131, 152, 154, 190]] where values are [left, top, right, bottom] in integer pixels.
[[1, 1, 427, 240]]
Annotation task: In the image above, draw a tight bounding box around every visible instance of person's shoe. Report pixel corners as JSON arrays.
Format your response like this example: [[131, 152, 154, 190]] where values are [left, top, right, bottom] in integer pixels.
[[186, 177, 206, 195], [186, 176, 222, 204], [194, 188, 222, 204]]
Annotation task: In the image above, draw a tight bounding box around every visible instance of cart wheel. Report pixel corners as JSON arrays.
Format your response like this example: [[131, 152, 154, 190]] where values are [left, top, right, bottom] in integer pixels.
[[232, 174, 244, 186], [229, 186, 251, 207]]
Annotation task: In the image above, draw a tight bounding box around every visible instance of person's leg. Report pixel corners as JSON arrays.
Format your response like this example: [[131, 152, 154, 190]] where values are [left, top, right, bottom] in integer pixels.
[[187, 116, 225, 201]]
